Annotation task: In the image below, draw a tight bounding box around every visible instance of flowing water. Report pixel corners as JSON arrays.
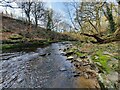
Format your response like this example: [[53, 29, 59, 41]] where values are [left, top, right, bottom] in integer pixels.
[[0, 42, 79, 88]]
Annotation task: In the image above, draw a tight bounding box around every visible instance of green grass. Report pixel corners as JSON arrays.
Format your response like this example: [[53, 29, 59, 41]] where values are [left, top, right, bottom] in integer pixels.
[[1, 40, 54, 52], [9, 34, 23, 40], [75, 51, 86, 57], [0, 44, 14, 50], [92, 50, 111, 74]]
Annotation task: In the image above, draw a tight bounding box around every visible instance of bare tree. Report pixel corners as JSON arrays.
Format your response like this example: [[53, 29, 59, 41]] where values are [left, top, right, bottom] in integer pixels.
[[31, 1, 45, 27], [64, 2, 102, 33], [51, 11, 63, 31], [64, 2, 78, 30], [77, 2, 100, 33], [18, 0, 33, 23]]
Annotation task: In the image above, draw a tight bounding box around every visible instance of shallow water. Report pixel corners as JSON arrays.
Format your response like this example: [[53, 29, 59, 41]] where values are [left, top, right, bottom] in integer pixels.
[[0, 42, 79, 88]]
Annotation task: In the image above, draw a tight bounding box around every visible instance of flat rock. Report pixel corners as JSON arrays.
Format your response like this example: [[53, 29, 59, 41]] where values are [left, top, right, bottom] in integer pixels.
[[0, 69, 7, 73], [65, 51, 74, 56], [103, 51, 113, 56], [107, 72, 118, 82], [60, 67, 67, 71], [80, 56, 87, 59], [76, 58, 82, 62], [60, 52, 66, 56], [111, 57, 117, 61], [11, 74, 18, 80], [67, 56, 74, 60], [74, 74, 80, 77], [95, 62, 102, 67], [40, 53, 46, 56], [46, 53, 51, 56]]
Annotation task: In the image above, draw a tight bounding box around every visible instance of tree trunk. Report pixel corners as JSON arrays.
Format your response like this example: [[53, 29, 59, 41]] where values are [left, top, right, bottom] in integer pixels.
[[35, 15, 38, 27], [81, 33, 120, 44]]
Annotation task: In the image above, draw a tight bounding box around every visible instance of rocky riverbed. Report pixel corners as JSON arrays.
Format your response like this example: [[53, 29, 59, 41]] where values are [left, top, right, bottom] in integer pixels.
[[63, 41, 119, 89]]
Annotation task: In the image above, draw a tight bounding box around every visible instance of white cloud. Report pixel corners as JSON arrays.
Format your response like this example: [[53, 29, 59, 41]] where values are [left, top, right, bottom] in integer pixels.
[[0, 6, 5, 13], [11, 0, 80, 2], [10, 2, 19, 8], [0, 1, 23, 18]]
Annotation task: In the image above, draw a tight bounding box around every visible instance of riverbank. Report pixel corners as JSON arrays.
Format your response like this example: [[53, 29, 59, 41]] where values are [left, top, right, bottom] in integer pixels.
[[1, 39, 72, 53], [64, 41, 119, 89], [1, 40, 55, 52]]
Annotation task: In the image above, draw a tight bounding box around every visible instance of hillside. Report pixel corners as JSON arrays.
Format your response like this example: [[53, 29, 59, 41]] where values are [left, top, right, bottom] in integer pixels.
[[0, 14, 77, 51], [1, 14, 73, 41]]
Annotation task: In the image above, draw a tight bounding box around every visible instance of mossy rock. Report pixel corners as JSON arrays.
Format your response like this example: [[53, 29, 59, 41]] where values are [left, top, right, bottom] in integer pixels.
[[1, 44, 14, 50], [9, 34, 23, 40], [91, 51, 111, 74], [1, 29, 11, 32]]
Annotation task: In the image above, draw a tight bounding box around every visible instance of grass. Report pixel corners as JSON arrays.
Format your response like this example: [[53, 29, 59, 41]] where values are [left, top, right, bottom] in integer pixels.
[[0, 44, 14, 50], [9, 34, 23, 40], [1, 38, 67, 52], [91, 50, 111, 74], [75, 51, 87, 57], [1, 40, 53, 52]]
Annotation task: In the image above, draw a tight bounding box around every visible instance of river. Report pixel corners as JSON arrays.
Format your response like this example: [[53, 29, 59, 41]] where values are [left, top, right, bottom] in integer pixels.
[[0, 42, 80, 88]]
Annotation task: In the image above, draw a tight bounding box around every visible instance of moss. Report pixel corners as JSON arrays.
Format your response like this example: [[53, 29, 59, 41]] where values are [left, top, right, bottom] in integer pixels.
[[9, 34, 23, 40], [1, 44, 15, 50], [114, 55, 120, 60], [75, 51, 86, 57], [1, 40, 57, 52], [0, 29, 11, 32], [92, 50, 111, 74], [2, 40, 24, 44]]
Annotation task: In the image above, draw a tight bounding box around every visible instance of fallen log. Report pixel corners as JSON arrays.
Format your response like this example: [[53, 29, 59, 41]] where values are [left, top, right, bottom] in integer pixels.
[[80, 33, 120, 44]]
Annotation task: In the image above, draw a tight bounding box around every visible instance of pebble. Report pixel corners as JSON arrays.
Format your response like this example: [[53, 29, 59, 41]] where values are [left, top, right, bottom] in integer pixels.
[[95, 62, 102, 66], [103, 51, 113, 56], [0, 83, 2, 87], [94, 56, 99, 59], [73, 73, 80, 77], [46, 53, 51, 56], [84, 73, 89, 79], [76, 58, 82, 62], [60, 52, 66, 56], [17, 78, 24, 83], [60, 67, 67, 71], [10, 74, 18, 81], [80, 56, 87, 59], [0, 78, 3, 84], [59, 49, 62, 50]]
